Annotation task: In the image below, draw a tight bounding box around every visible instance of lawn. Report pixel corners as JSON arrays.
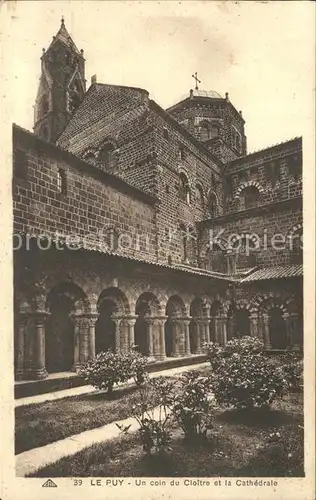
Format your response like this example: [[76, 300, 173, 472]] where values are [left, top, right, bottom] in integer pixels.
[[15, 384, 154, 454], [28, 393, 304, 478]]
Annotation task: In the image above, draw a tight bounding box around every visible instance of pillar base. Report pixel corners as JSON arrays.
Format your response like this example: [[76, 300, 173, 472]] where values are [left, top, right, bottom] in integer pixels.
[[71, 363, 82, 373], [28, 368, 48, 380]]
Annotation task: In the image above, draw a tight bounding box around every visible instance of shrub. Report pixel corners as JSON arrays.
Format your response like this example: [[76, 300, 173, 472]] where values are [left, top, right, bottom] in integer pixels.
[[206, 337, 288, 410], [211, 351, 288, 410], [171, 371, 216, 439], [222, 336, 264, 356], [79, 349, 148, 395], [280, 349, 303, 392], [132, 381, 172, 454]]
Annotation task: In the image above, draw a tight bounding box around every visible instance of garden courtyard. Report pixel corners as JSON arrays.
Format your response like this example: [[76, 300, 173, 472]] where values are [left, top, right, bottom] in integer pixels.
[[15, 339, 304, 478]]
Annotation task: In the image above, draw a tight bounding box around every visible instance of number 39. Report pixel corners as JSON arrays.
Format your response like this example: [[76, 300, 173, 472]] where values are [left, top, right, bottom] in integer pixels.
[[74, 479, 83, 486]]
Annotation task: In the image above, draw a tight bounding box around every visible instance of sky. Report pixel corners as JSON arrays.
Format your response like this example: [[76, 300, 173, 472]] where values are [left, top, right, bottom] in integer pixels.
[[2, 1, 315, 153]]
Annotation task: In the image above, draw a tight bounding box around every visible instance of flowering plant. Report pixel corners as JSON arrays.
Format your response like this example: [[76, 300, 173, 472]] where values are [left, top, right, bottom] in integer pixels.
[[79, 349, 148, 395]]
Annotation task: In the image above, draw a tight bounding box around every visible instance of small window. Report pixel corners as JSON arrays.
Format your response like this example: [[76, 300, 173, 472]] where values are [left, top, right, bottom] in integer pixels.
[[235, 134, 241, 151], [195, 184, 204, 207], [13, 149, 27, 180], [163, 128, 169, 140], [210, 125, 219, 139], [57, 168, 67, 194], [200, 121, 210, 142], [179, 146, 186, 161], [208, 192, 218, 218], [179, 173, 191, 204], [243, 186, 259, 209], [98, 143, 116, 167], [266, 161, 280, 187]]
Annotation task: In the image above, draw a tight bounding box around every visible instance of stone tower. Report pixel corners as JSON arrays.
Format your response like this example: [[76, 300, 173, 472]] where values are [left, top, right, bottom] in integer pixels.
[[33, 17, 86, 143]]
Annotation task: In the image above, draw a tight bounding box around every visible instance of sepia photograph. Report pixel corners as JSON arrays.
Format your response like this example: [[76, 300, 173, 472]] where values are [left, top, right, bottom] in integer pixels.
[[0, 1, 315, 499]]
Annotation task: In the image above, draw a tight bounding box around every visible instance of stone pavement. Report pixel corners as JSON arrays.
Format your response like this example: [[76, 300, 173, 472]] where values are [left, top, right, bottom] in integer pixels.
[[15, 362, 208, 476]]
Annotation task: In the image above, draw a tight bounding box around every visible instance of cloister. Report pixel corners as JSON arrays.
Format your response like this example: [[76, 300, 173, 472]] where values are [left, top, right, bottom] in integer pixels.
[[15, 281, 303, 380]]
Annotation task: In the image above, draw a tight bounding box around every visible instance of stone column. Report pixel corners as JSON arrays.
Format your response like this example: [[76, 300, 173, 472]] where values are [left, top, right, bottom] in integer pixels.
[[250, 312, 260, 340], [119, 319, 130, 353], [113, 317, 122, 353], [72, 313, 82, 372], [79, 317, 90, 364], [183, 318, 191, 356], [151, 316, 168, 361], [145, 318, 155, 360], [283, 312, 291, 347], [126, 316, 137, 350], [216, 316, 228, 345], [86, 313, 99, 359], [15, 313, 28, 380], [174, 318, 187, 356], [204, 316, 211, 344], [262, 313, 271, 349], [32, 310, 49, 379]]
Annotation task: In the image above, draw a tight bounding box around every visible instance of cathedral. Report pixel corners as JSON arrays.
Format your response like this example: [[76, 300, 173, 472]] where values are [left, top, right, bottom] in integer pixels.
[[13, 19, 303, 381]]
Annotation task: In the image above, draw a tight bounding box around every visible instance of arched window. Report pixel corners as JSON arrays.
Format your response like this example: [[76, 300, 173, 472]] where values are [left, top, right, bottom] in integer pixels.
[[235, 134, 241, 151], [179, 173, 191, 204], [179, 224, 188, 262], [208, 192, 218, 218], [98, 142, 116, 168], [243, 186, 259, 209], [163, 127, 169, 140], [57, 168, 67, 194], [179, 146, 186, 161], [210, 125, 220, 139], [200, 121, 210, 142], [195, 184, 204, 208]]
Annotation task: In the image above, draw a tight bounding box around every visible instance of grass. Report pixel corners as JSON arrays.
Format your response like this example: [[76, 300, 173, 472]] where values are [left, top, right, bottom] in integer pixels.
[[28, 393, 304, 478], [15, 385, 151, 454]]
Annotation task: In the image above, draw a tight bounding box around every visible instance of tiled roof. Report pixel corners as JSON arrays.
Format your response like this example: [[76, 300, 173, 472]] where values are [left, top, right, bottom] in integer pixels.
[[240, 264, 303, 282]]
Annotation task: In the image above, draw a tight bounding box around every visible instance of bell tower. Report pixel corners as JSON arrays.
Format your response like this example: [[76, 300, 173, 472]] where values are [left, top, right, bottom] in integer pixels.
[[33, 17, 86, 143]]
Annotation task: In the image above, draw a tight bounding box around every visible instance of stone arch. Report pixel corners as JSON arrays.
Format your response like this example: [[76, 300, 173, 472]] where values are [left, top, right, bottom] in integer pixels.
[[287, 223, 303, 264], [287, 222, 303, 241], [97, 287, 130, 315], [252, 293, 289, 315], [95, 287, 130, 354], [235, 180, 264, 199], [45, 282, 90, 373]]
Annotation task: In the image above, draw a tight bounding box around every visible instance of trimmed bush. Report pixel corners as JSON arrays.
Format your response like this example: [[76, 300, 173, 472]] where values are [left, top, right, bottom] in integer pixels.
[[79, 349, 148, 395], [205, 337, 288, 409]]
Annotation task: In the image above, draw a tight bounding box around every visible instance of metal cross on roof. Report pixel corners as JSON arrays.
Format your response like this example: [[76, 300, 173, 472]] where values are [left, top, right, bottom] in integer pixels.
[[191, 72, 201, 90]]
